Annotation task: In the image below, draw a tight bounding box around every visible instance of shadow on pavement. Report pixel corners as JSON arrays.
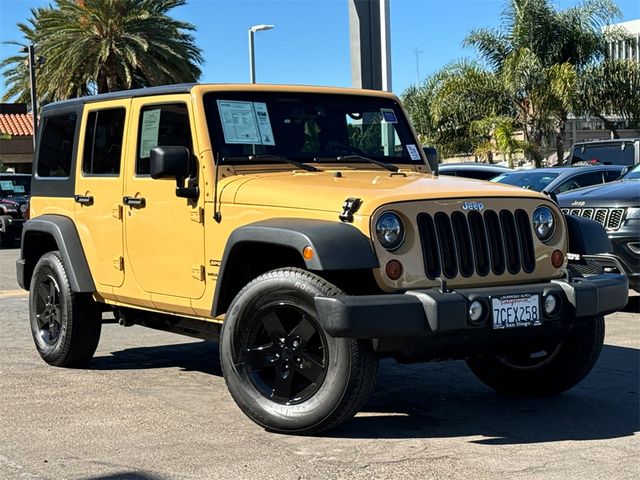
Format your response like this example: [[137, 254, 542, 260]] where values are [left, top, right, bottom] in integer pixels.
[[84, 473, 162, 480], [621, 295, 639, 313], [88, 340, 638, 444], [89, 340, 222, 376]]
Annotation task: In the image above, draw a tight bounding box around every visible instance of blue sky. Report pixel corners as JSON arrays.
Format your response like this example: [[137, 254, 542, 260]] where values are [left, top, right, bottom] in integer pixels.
[[1, 0, 639, 99]]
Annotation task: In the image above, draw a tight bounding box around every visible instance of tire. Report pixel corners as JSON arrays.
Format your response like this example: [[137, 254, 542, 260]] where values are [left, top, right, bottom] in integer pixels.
[[466, 315, 605, 396], [220, 268, 378, 435], [29, 251, 102, 367]]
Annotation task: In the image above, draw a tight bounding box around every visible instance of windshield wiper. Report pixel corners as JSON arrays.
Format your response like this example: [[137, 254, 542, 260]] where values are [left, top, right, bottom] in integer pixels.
[[334, 155, 399, 172], [223, 154, 319, 172]]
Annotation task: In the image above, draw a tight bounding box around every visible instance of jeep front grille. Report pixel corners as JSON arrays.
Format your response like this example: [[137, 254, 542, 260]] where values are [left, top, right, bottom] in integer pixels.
[[417, 209, 535, 279], [561, 208, 626, 230]]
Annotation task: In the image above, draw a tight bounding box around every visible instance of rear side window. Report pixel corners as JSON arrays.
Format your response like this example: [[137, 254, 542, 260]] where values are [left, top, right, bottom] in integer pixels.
[[603, 170, 622, 182], [556, 171, 603, 194], [37, 113, 77, 177], [82, 108, 126, 175], [136, 103, 193, 175]]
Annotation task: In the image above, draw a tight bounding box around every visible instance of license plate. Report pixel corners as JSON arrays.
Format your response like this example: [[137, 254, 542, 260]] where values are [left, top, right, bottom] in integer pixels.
[[491, 294, 541, 329]]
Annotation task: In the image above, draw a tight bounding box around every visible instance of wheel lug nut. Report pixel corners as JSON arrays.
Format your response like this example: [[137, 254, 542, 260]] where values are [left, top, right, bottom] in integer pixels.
[[292, 340, 300, 348]]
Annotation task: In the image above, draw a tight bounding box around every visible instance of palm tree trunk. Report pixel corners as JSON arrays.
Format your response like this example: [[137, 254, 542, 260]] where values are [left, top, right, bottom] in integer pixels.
[[596, 114, 620, 139], [555, 111, 567, 165]]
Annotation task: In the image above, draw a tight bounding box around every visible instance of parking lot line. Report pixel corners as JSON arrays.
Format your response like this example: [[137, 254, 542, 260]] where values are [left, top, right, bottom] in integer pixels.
[[0, 289, 28, 298]]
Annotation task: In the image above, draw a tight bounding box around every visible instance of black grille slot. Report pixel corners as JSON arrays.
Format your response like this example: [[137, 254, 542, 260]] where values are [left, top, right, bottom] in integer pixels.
[[434, 212, 458, 278], [484, 210, 506, 275], [515, 209, 535, 273], [417, 213, 441, 279], [451, 211, 474, 277], [468, 211, 490, 276], [594, 209, 607, 225], [608, 209, 624, 230], [581, 209, 594, 219], [500, 210, 521, 274]]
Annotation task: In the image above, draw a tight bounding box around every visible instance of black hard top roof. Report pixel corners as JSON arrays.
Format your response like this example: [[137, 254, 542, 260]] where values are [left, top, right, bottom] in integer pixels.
[[40, 83, 196, 112]]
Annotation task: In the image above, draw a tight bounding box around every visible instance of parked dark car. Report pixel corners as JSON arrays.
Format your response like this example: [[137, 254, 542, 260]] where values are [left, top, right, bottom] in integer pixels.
[[439, 162, 513, 180], [567, 138, 639, 167], [491, 165, 625, 195], [558, 164, 640, 292], [0, 173, 30, 248]]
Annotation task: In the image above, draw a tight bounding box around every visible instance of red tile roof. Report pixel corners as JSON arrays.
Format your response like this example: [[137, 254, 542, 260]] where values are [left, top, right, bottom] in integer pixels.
[[0, 113, 34, 136]]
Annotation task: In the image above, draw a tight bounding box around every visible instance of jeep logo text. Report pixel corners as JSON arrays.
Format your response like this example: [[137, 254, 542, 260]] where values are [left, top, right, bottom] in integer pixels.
[[462, 201, 484, 211]]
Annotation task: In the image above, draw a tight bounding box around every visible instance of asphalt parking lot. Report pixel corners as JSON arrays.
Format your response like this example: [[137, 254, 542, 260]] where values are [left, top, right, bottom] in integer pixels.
[[1, 247, 638, 480]]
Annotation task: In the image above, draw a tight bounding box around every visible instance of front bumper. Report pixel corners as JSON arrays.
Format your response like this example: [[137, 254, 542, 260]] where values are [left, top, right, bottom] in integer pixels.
[[583, 234, 640, 292], [0, 216, 25, 241], [314, 273, 628, 358]]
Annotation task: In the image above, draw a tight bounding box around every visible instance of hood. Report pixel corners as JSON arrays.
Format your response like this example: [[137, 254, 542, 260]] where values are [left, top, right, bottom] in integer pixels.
[[220, 169, 546, 216], [557, 179, 640, 208]]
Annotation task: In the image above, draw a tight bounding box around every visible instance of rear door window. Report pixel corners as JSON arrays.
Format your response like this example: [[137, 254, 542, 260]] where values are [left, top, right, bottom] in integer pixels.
[[82, 108, 126, 175]]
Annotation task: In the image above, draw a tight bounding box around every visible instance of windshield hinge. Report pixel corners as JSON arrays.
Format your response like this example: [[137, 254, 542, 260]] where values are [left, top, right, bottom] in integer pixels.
[[339, 197, 362, 223], [190, 207, 204, 224]]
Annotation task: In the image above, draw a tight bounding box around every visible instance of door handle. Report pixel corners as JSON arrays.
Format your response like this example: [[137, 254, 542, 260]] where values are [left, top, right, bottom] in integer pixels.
[[123, 196, 145, 207], [74, 195, 94, 205]]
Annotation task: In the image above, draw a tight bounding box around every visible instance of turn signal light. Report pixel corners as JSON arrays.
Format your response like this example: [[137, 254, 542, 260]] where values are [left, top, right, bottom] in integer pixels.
[[385, 260, 403, 280], [551, 250, 564, 268], [302, 246, 314, 261]]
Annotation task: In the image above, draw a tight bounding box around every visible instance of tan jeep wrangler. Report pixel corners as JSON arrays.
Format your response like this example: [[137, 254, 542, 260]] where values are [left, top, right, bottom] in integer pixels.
[[17, 84, 628, 434]]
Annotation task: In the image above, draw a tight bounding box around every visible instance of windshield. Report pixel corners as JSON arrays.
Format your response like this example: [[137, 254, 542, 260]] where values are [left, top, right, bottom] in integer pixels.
[[0, 176, 30, 196], [492, 171, 560, 191], [622, 163, 640, 180], [571, 143, 635, 166], [204, 92, 422, 167]]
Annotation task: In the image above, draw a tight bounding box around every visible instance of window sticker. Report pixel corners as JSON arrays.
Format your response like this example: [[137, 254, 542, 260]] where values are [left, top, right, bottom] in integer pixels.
[[253, 102, 275, 146], [139, 108, 161, 158], [406, 144, 421, 161], [217, 100, 262, 144], [13, 185, 25, 193], [0, 181, 14, 191], [380, 108, 398, 123]]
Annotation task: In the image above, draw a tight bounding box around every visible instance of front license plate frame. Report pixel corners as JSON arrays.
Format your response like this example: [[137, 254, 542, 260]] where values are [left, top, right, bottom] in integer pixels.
[[491, 293, 541, 329]]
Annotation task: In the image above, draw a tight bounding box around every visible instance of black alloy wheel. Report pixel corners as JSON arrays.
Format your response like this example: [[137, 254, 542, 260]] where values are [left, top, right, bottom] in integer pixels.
[[33, 274, 63, 346], [241, 303, 328, 405]]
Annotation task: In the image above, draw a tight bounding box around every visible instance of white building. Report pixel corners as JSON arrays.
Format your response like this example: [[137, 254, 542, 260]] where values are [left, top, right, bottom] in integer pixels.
[[606, 19, 640, 62]]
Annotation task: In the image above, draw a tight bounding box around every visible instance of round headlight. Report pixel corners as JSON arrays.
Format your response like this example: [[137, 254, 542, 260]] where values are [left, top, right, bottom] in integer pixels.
[[532, 206, 556, 242], [375, 211, 405, 251]]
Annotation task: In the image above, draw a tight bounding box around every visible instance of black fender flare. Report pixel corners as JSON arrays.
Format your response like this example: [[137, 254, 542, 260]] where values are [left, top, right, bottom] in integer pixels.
[[211, 219, 379, 316], [18, 214, 95, 292], [564, 214, 612, 255]]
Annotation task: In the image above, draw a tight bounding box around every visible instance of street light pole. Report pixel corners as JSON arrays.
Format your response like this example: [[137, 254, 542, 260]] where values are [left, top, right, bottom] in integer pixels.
[[22, 45, 38, 150], [415, 48, 423, 89], [248, 24, 274, 84]]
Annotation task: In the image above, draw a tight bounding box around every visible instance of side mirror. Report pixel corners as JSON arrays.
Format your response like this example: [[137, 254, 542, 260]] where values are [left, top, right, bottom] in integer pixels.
[[149, 146, 199, 200], [150, 146, 190, 179], [423, 146, 439, 175]]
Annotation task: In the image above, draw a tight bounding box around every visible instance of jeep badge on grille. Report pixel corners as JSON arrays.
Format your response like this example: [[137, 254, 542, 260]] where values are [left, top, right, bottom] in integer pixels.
[[462, 201, 484, 211]]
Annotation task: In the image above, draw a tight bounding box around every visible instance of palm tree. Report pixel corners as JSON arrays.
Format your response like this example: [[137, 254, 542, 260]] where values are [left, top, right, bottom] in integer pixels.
[[402, 61, 512, 158], [1, 0, 203, 103], [465, 0, 622, 164], [576, 59, 640, 138]]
